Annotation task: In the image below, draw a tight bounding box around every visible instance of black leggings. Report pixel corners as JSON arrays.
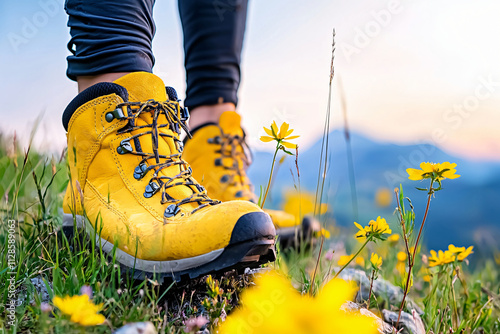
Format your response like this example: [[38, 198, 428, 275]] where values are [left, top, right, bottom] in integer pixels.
[[65, 0, 248, 110]]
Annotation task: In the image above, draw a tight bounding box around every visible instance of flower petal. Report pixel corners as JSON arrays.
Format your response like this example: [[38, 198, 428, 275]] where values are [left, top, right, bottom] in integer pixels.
[[284, 128, 294, 137], [260, 136, 274, 142], [406, 168, 424, 180], [420, 162, 434, 173], [279, 122, 290, 139], [281, 141, 297, 149], [263, 126, 274, 137], [354, 222, 364, 231], [271, 121, 279, 137]]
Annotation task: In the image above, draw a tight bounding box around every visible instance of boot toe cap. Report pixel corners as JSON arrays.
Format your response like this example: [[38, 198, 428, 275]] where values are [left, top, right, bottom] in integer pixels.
[[229, 211, 276, 245]]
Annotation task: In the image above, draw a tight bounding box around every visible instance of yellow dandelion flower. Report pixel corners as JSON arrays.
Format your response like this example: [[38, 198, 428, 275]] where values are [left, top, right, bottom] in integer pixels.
[[315, 228, 331, 239], [354, 216, 392, 242], [282, 191, 328, 217], [218, 270, 378, 334], [428, 249, 455, 267], [387, 234, 400, 243], [53, 294, 105, 326], [338, 255, 354, 267], [370, 253, 383, 269], [406, 162, 460, 181], [375, 188, 392, 207], [261, 121, 300, 149], [423, 274, 432, 282], [428, 245, 473, 267], [397, 251, 407, 262], [396, 261, 406, 275], [355, 256, 365, 267]]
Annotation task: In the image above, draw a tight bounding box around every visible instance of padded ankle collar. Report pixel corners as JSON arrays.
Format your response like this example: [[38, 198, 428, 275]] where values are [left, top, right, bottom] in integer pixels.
[[62, 82, 129, 131]]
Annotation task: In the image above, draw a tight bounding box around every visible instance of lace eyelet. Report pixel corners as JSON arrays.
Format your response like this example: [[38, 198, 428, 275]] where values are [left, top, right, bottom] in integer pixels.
[[207, 136, 221, 144], [164, 204, 180, 218], [117, 140, 133, 155], [133, 163, 148, 180], [144, 180, 161, 198], [214, 158, 222, 166], [105, 108, 126, 123], [220, 175, 229, 183]]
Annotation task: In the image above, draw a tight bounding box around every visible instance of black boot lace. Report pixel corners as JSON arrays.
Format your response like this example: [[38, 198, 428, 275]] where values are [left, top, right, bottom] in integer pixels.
[[208, 130, 256, 201], [111, 98, 219, 219]]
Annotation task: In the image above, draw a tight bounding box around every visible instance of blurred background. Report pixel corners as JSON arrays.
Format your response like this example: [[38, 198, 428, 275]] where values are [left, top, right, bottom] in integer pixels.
[[1, 0, 499, 256]]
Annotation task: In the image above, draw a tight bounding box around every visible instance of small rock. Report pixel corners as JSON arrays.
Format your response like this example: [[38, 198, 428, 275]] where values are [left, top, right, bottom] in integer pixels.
[[337, 268, 423, 314], [341, 301, 394, 334], [114, 321, 157, 334], [383, 309, 425, 334], [16, 276, 52, 306]]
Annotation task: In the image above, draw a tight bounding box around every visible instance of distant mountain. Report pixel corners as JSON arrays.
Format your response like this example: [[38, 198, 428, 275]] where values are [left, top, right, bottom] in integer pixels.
[[247, 130, 500, 254]]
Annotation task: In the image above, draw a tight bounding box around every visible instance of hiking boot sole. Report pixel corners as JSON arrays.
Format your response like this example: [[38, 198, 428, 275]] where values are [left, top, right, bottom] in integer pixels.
[[62, 211, 276, 282]]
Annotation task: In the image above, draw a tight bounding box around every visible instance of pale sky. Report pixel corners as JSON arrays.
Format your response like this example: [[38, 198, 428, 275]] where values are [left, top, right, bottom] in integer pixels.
[[1, 0, 499, 160]]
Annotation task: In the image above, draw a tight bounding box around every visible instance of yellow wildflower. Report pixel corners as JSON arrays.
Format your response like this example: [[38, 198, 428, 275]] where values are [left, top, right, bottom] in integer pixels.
[[387, 234, 400, 243], [397, 251, 407, 262], [428, 250, 455, 267], [354, 216, 392, 242], [418, 267, 432, 282], [396, 261, 406, 275], [283, 192, 328, 217], [315, 228, 331, 239], [355, 257, 365, 267], [370, 253, 383, 269], [218, 270, 378, 334], [338, 255, 354, 267], [375, 188, 392, 207], [456, 246, 473, 261], [261, 121, 300, 149], [448, 244, 466, 254], [406, 162, 460, 181], [53, 294, 105, 326], [428, 245, 473, 267]]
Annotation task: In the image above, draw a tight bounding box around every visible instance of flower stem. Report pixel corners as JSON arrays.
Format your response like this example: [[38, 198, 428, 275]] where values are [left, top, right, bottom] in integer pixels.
[[261, 146, 279, 208], [397, 178, 434, 327], [395, 188, 412, 260], [411, 182, 433, 262], [367, 269, 376, 308], [334, 237, 371, 279], [309, 234, 325, 295]]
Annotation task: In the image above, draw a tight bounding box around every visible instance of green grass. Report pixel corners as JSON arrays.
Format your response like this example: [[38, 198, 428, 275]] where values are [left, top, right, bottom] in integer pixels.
[[0, 133, 499, 334]]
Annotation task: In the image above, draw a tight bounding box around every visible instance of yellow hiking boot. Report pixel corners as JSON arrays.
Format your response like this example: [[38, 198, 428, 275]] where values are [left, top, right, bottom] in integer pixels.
[[183, 111, 319, 247], [61, 72, 275, 281]]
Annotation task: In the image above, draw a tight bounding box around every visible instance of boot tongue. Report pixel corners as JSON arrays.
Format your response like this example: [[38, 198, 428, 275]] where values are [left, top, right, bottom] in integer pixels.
[[114, 72, 167, 102], [219, 111, 244, 136]]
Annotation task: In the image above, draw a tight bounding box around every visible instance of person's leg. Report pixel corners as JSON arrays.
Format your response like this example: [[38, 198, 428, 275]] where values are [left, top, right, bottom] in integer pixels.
[[62, 0, 276, 279], [178, 0, 248, 129], [65, 0, 156, 92], [179, 0, 318, 246]]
